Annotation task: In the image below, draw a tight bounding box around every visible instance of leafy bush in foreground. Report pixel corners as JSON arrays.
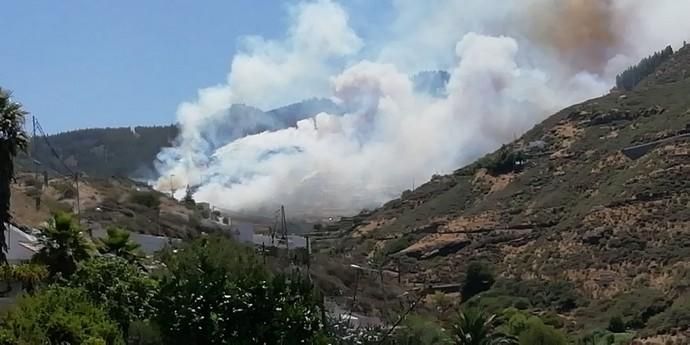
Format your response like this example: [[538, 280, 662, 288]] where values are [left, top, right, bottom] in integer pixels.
[[154, 236, 328, 345], [0, 286, 123, 345], [69, 256, 158, 336]]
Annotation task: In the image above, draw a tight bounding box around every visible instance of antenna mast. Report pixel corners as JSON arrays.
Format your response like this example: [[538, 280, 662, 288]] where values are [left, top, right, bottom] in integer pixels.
[[280, 205, 289, 251]]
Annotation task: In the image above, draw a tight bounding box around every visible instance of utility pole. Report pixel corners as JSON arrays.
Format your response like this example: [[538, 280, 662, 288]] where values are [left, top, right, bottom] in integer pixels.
[[75, 173, 82, 230], [305, 235, 311, 272], [169, 174, 175, 198], [347, 265, 361, 328], [280, 205, 289, 251], [32, 116, 37, 182], [262, 242, 266, 264]]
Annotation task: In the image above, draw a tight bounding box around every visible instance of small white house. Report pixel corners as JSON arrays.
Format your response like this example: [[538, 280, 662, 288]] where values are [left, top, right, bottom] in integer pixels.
[[231, 223, 254, 244], [4, 224, 40, 264]]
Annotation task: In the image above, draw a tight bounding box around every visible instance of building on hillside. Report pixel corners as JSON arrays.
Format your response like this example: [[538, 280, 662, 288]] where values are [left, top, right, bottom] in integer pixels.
[[252, 233, 307, 249], [196, 202, 211, 214], [3, 223, 40, 264], [231, 222, 254, 244], [91, 226, 180, 256]]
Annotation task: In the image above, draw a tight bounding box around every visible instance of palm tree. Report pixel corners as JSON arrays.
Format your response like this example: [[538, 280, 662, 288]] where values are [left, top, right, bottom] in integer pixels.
[[0, 88, 29, 263], [34, 212, 95, 279], [97, 227, 142, 262], [452, 309, 517, 345]]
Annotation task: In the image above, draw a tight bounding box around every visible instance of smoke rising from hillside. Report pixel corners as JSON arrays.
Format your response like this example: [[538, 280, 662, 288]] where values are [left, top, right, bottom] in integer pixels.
[[155, 0, 690, 216]]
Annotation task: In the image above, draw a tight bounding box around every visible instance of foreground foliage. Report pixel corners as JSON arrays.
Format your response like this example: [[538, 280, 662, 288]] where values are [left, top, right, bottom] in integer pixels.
[[69, 256, 158, 336], [154, 236, 328, 345], [0, 286, 124, 345], [34, 212, 95, 279], [452, 309, 516, 345], [97, 227, 143, 263]]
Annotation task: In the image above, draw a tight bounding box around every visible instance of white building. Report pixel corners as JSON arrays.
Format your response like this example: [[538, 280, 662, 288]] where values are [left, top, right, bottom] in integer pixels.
[[231, 223, 254, 244], [3, 224, 40, 264]]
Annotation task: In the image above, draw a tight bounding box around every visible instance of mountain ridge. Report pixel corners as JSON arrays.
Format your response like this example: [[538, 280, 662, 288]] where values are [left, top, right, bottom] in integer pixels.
[[22, 97, 343, 179]]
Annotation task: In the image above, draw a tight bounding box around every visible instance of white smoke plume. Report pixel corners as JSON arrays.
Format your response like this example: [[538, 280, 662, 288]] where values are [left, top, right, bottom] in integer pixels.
[[155, 0, 690, 217]]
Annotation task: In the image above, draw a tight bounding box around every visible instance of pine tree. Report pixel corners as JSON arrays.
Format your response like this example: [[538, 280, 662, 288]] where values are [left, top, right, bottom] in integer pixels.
[[616, 45, 674, 91]]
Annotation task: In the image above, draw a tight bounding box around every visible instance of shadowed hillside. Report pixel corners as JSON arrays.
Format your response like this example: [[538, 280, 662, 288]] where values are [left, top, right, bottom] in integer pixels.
[[315, 44, 690, 341], [21, 98, 344, 179]]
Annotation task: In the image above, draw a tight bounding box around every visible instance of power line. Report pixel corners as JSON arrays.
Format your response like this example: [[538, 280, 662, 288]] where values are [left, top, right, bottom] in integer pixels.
[[33, 117, 75, 176], [31, 116, 82, 221]]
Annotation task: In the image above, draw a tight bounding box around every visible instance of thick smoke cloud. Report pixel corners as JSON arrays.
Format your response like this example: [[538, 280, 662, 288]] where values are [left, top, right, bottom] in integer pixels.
[[155, 0, 690, 217]]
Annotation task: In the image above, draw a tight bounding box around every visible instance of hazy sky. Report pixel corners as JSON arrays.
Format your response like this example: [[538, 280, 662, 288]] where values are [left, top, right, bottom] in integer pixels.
[[1, 0, 390, 133]]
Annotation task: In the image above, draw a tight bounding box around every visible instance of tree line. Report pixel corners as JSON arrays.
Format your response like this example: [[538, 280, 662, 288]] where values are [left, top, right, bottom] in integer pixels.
[[616, 45, 674, 91]]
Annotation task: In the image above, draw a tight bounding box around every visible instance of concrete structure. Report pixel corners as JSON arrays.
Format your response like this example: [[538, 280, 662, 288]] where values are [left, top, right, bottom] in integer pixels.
[[231, 222, 254, 244], [622, 133, 690, 159], [252, 233, 307, 249], [3, 224, 40, 264], [196, 202, 211, 214], [91, 227, 180, 256]]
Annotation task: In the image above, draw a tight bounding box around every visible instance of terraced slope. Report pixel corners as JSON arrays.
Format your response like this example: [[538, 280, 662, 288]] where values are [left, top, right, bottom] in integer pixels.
[[323, 45, 690, 339]]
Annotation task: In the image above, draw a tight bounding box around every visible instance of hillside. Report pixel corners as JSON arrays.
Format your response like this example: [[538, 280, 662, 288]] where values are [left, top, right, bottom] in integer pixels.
[[22, 98, 343, 178], [9, 172, 233, 241], [316, 44, 690, 341]]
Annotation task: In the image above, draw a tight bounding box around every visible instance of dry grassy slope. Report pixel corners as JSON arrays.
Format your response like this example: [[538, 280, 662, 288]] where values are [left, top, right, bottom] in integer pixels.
[[332, 45, 690, 320], [9, 173, 217, 239]]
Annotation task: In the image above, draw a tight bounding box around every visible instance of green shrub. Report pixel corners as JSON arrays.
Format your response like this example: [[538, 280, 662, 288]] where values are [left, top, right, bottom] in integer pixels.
[[577, 288, 667, 331], [69, 256, 158, 335], [0, 286, 124, 344], [646, 293, 690, 331], [607, 315, 625, 333], [513, 298, 530, 310], [577, 330, 633, 345], [393, 315, 452, 345], [382, 234, 419, 255], [464, 294, 516, 315], [154, 236, 328, 345], [127, 321, 163, 345], [478, 146, 526, 176], [52, 181, 77, 199], [495, 278, 582, 312], [461, 261, 495, 302], [504, 309, 530, 336], [518, 317, 567, 345], [128, 191, 161, 209]]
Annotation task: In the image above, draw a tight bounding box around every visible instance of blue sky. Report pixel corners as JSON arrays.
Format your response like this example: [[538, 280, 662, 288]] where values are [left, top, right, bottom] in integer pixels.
[[1, 0, 390, 133]]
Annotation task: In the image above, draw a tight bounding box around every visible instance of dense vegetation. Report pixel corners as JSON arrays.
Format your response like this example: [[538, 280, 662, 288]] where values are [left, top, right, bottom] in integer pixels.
[[616, 45, 674, 91], [0, 211, 587, 345], [27, 125, 178, 178]]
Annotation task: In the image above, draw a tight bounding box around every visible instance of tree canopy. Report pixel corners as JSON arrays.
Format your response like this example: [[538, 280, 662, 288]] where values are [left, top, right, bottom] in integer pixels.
[[33, 212, 95, 279], [616, 45, 674, 91], [0, 286, 124, 345]]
